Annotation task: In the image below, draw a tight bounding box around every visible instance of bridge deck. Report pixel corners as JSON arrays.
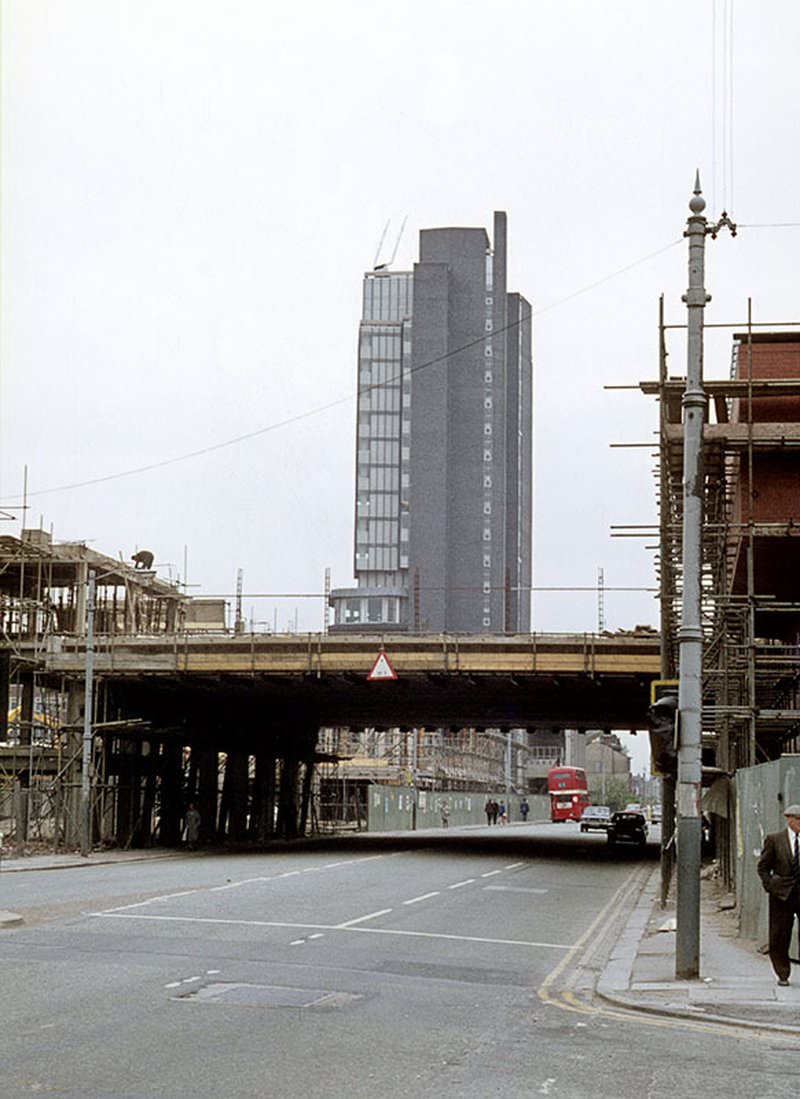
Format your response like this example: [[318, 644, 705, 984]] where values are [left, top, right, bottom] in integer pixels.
[[32, 632, 661, 732]]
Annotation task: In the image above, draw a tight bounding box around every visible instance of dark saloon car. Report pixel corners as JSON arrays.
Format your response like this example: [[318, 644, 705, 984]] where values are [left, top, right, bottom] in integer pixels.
[[606, 810, 648, 847]]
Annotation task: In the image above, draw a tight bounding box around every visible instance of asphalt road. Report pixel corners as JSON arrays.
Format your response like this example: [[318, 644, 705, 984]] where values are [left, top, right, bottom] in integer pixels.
[[2, 825, 796, 1098]]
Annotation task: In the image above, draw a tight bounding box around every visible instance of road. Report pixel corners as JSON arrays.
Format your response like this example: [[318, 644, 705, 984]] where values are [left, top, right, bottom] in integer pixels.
[[1, 824, 794, 1098]]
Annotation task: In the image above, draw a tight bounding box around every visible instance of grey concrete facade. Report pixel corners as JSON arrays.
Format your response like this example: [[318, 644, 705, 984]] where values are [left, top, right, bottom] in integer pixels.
[[332, 212, 532, 634]]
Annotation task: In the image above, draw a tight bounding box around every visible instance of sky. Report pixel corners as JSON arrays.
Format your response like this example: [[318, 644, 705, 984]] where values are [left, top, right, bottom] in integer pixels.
[[2, 0, 799, 698]]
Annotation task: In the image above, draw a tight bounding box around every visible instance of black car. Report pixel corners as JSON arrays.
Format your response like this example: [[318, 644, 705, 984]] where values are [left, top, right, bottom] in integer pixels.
[[606, 810, 648, 847]]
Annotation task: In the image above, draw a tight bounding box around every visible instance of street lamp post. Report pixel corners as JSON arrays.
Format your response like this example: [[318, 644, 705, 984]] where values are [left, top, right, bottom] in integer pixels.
[[675, 175, 735, 978]]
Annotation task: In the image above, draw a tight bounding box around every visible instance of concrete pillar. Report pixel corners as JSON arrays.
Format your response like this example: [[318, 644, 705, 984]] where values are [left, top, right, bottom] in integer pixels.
[[222, 751, 249, 842], [138, 743, 158, 847], [197, 749, 219, 844], [159, 740, 184, 846], [299, 758, 315, 837], [251, 750, 277, 842]]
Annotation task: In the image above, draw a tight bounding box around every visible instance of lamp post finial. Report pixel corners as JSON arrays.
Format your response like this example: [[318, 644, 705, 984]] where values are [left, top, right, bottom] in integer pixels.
[[689, 171, 706, 215]]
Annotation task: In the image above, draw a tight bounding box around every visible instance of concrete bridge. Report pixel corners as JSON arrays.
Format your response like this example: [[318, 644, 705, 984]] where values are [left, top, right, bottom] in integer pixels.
[[0, 534, 661, 851], [41, 629, 661, 732], [10, 629, 660, 852]]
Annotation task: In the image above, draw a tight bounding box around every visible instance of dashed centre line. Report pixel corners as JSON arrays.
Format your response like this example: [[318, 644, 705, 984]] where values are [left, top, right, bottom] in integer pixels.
[[449, 879, 476, 890], [403, 891, 440, 906], [335, 907, 393, 929]]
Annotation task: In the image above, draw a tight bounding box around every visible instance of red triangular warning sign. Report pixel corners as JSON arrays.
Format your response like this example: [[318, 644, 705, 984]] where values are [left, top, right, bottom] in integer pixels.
[[368, 651, 397, 681]]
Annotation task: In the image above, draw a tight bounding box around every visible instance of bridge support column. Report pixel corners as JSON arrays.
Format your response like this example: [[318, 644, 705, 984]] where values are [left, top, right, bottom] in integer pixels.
[[251, 749, 277, 842], [219, 750, 249, 843], [138, 740, 158, 847], [115, 737, 141, 849], [299, 755, 314, 837], [159, 740, 183, 847], [277, 756, 300, 840], [275, 724, 319, 840], [195, 747, 219, 845]]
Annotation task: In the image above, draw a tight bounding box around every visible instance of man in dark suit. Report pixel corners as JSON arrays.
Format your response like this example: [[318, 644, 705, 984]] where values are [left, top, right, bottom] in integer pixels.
[[757, 804, 800, 985]]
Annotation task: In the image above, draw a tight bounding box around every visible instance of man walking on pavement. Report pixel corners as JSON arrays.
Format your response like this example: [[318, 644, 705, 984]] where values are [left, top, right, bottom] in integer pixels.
[[757, 802, 800, 985]]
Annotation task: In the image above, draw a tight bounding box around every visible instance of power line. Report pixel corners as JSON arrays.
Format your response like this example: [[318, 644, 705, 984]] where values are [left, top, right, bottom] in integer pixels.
[[2, 237, 684, 503]]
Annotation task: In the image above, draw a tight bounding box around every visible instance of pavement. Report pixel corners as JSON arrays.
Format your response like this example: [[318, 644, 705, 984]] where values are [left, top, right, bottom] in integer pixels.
[[598, 865, 800, 1034], [3, 841, 800, 1033]]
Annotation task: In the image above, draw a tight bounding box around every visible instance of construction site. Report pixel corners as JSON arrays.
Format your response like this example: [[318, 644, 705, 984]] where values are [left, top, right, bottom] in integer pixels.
[[4, 311, 800, 887], [5, 532, 636, 853], [640, 314, 800, 888]]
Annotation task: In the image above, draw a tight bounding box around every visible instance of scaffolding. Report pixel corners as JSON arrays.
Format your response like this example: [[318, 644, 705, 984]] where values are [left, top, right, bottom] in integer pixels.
[[0, 530, 188, 850], [641, 310, 800, 885]]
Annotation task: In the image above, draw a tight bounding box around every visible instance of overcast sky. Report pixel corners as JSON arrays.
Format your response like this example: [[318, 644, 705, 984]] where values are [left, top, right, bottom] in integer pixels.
[[2, 0, 799, 676]]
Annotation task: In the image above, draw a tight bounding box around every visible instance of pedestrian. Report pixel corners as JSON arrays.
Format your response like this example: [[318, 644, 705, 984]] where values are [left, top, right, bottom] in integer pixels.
[[498, 800, 507, 824], [757, 803, 800, 985], [439, 800, 450, 828], [490, 799, 499, 825], [184, 802, 201, 851], [484, 798, 494, 826], [519, 798, 530, 822]]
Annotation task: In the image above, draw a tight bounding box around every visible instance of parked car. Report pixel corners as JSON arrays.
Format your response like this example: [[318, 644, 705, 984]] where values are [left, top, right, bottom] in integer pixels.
[[579, 805, 611, 832], [606, 810, 648, 847]]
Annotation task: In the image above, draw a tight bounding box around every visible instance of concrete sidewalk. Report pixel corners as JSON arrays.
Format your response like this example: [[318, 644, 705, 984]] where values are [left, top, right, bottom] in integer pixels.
[[0, 848, 182, 874], [599, 867, 800, 1033]]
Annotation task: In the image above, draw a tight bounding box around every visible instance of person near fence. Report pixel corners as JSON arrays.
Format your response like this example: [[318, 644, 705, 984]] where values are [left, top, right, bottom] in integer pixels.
[[757, 803, 800, 985]]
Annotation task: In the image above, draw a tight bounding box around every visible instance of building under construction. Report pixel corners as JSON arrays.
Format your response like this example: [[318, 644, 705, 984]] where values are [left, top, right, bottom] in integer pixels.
[[642, 318, 800, 884], [0, 531, 189, 851]]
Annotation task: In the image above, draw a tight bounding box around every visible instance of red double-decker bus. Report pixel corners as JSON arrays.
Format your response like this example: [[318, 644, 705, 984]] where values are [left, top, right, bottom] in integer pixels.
[[547, 766, 590, 822]]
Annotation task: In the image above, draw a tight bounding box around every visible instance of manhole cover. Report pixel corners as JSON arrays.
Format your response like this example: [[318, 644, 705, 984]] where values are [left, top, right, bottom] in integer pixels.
[[177, 982, 363, 1010]]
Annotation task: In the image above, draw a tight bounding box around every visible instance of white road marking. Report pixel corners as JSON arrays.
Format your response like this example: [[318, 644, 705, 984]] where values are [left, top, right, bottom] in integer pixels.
[[90, 911, 571, 950], [93, 912, 333, 930], [335, 907, 393, 928], [290, 939, 305, 946], [403, 891, 440, 905], [332, 925, 571, 950], [505, 862, 525, 870], [107, 856, 389, 909], [448, 879, 475, 889], [481, 869, 503, 878], [100, 889, 202, 912], [308, 933, 324, 940], [484, 885, 548, 894]]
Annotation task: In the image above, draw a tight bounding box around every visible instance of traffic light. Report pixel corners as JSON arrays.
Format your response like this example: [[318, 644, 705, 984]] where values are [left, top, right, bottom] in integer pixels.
[[648, 680, 679, 776]]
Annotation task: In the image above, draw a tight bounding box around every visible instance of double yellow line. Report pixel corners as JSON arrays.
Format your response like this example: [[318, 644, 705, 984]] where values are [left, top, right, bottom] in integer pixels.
[[538, 866, 789, 1041]]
